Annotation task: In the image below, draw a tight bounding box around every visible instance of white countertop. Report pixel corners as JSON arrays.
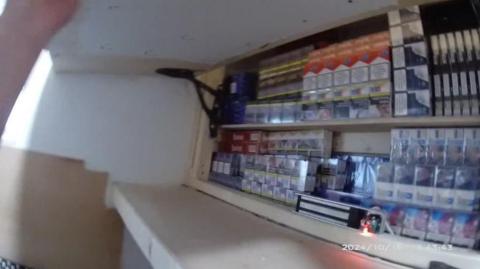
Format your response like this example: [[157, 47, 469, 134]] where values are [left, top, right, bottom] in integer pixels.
[[111, 182, 407, 269]]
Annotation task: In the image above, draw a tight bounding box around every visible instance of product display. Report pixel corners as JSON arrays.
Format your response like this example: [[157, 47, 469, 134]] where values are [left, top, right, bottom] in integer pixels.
[[389, 6, 432, 117], [430, 29, 480, 117]]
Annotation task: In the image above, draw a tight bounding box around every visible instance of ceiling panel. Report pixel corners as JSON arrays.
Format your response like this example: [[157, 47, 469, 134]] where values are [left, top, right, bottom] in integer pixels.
[[49, 0, 401, 72]]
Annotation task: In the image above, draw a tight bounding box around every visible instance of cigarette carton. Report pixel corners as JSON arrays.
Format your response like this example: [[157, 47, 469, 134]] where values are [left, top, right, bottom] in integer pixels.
[[434, 166, 456, 209], [451, 213, 480, 248], [426, 210, 454, 244], [394, 164, 415, 204], [402, 207, 429, 240], [414, 165, 435, 207], [374, 163, 395, 201], [427, 129, 446, 165]]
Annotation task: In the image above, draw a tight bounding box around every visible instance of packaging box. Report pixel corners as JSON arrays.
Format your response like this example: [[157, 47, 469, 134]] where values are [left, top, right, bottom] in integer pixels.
[[381, 203, 406, 235], [317, 101, 334, 120], [369, 94, 391, 118], [265, 155, 278, 186], [464, 128, 480, 166], [319, 159, 347, 191], [334, 99, 351, 120], [269, 102, 283, 124], [244, 104, 257, 123], [291, 159, 313, 192], [414, 165, 435, 207], [369, 39, 391, 81], [391, 21, 424, 47], [434, 166, 456, 209], [454, 167, 480, 211], [350, 41, 371, 84], [350, 97, 370, 119], [302, 101, 321, 121], [394, 164, 415, 204], [251, 181, 262, 195], [394, 91, 431, 117], [407, 129, 428, 165], [261, 183, 274, 198], [388, 6, 421, 26], [451, 213, 480, 248], [303, 58, 321, 91], [256, 103, 270, 124], [427, 129, 446, 165], [391, 129, 410, 164], [244, 155, 256, 181], [282, 102, 297, 123], [374, 163, 395, 201], [253, 155, 267, 183], [426, 210, 455, 244], [334, 42, 353, 86], [404, 42, 428, 67], [445, 129, 465, 166], [286, 189, 298, 205], [317, 52, 337, 89], [241, 179, 252, 193], [273, 186, 287, 202], [402, 207, 429, 240]]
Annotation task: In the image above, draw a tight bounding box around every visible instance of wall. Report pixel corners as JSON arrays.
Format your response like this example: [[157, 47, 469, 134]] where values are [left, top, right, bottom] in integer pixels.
[[2, 67, 200, 184], [0, 146, 123, 268]]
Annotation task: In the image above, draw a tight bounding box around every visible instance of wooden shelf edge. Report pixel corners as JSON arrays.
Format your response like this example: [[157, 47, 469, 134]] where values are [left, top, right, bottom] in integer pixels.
[[221, 116, 480, 132]]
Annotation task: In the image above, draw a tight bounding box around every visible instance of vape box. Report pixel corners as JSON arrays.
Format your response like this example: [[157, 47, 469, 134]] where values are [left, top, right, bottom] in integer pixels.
[[394, 164, 415, 204], [374, 163, 395, 201], [451, 213, 480, 248], [414, 165, 435, 207], [427, 129, 446, 165], [454, 167, 480, 211], [445, 129, 465, 166], [426, 210, 454, 244], [402, 207, 429, 240], [434, 166, 456, 209], [464, 128, 480, 166]]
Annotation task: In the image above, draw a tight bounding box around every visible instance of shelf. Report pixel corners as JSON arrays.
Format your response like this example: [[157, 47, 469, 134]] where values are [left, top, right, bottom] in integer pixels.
[[186, 178, 480, 269], [222, 116, 480, 132], [111, 182, 404, 269]]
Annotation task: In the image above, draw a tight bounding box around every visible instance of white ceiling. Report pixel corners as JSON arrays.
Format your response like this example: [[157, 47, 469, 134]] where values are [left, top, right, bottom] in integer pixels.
[[49, 0, 402, 73]]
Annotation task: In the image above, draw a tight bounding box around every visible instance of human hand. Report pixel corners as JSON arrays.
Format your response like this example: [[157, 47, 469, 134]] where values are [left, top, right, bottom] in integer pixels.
[[2, 0, 78, 39]]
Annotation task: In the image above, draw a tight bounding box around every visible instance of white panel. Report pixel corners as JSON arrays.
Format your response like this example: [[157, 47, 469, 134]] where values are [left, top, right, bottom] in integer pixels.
[[2, 71, 200, 184], [50, 0, 398, 71]]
